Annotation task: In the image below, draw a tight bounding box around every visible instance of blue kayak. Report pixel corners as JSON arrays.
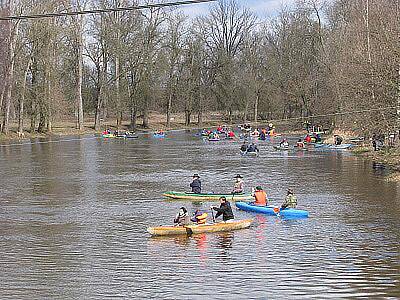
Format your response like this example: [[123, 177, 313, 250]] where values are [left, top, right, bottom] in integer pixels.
[[236, 201, 309, 218], [153, 133, 166, 138]]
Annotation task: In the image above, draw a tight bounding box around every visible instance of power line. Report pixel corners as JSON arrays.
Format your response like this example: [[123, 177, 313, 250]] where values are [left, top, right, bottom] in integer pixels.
[[0, 0, 216, 21]]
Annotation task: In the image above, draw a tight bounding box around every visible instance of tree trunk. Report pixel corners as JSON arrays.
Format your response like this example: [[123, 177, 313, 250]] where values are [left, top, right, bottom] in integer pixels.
[[76, 19, 84, 131], [18, 60, 31, 134], [197, 90, 203, 126], [2, 20, 19, 135], [143, 94, 149, 128], [115, 55, 121, 128], [130, 105, 137, 130], [254, 91, 259, 123], [166, 92, 172, 127]]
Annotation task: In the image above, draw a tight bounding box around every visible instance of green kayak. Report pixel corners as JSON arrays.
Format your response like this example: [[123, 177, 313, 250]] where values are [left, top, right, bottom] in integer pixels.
[[163, 191, 254, 202]]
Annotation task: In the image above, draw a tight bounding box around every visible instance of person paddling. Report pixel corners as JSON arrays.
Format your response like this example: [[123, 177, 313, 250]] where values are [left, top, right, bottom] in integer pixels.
[[253, 186, 267, 206], [211, 197, 234, 222], [281, 188, 298, 209], [190, 174, 202, 194], [174, 207, 190, 226], [233, 174, 244, 194], [240, 142, 248, 152], [295, 139, 304, 148]]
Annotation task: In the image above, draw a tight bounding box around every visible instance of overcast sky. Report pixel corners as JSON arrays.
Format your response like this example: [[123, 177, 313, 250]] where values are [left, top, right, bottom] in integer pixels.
[[177, 0, 297, 18]]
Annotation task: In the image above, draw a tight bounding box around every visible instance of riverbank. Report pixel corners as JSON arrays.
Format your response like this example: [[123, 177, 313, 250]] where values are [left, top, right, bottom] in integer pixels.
[[351, 147, 400, 183]]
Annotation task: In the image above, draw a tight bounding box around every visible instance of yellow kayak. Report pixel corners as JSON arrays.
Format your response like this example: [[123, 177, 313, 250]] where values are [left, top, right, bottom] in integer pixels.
[[147, 219, 253, 236]]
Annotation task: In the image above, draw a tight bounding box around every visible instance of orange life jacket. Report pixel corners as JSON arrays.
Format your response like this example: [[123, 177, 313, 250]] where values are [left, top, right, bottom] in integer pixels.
[[254, 190, 267, 206]]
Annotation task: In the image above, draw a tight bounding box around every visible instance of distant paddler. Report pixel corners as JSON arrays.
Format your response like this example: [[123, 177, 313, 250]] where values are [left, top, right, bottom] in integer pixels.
[[295, 139, 305, 148], [279, 138, 289, 148], [211, 197, 234, 222], [227, 130, 235, 138], [246, 142, 259, 153]]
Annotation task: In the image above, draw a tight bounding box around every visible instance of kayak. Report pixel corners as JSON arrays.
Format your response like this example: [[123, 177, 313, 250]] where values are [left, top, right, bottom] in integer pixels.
[[147, 219, 253, 236], [163, 191, 254, 201], [208, 138, 220, 142], [125, 134, 138, 139], [236, 201, 309, 218], [273, 145, 290, 151], [314, 143, 352, 150], [240, 151, 259, 157], [154, 133, 166, 138], [102, 134, 115, 138]]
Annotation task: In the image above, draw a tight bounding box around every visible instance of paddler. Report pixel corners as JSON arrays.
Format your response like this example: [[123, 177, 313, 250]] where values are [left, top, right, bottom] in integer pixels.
[[174, 207, 190, 226], [281, 188, 298, 209], [190, 174, 202, 194], [295, 139, 304, 148], [227, 130, 235, 138], [304, 134, 312, 143], [240, 142, 248, 152], [253, 186, 267, 206], [211, 197, 234, 222], [334, 134, 343, 145], [233, 174, 244, 194]]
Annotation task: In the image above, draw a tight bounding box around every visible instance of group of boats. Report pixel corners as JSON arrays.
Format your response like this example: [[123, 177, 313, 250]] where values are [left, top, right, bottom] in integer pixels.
[[147, 191, 309, 237], [101, 130, 166, 139]]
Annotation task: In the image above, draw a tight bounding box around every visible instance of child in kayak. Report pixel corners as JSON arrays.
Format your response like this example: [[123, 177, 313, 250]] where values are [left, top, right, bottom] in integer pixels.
[[281, 188, 298, 209], [174, 207, 190, 226], [211, 197, 234, 222], [191, 210, 208, 224]]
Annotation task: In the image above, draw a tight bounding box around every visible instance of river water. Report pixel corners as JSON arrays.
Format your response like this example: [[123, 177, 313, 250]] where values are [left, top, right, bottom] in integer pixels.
[[0, 131, 399, 299]]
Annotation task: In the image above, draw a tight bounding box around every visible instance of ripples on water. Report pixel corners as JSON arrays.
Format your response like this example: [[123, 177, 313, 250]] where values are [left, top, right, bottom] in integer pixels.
[[0, 132, 399, 299]]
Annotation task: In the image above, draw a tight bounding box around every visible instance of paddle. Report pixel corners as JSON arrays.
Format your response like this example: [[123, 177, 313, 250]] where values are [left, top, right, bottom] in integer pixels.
[[210, 208, 216, 223]]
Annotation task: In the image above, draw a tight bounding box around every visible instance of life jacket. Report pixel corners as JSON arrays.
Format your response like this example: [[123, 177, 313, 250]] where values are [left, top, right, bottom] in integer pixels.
[[192, 211, 208, 224], [305, 135, 311, 143], [254, 190, 267, 206]]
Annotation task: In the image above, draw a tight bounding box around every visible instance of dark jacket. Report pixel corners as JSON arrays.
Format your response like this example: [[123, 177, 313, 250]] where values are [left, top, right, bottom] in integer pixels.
[[190, 178, 202, 194], [213, 201, 234, 221]]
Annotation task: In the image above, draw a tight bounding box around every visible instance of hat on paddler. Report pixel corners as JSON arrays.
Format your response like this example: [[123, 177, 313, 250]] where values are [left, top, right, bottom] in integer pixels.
[[192, 174, 200, 178], [287, 188, 294, 194], [255, 186, 262, 191], [234, 174, 243, 178]]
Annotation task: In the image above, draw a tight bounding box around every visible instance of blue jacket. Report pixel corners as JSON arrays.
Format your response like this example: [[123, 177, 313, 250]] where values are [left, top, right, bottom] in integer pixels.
[[190, 179, 201, 194]]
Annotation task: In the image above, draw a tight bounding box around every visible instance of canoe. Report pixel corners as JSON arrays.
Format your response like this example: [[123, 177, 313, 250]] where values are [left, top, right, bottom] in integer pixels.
[[125, 134, 138, 139], [240, 151, 259, 157], [147, 219, 253, 236], [163, 191, 254, 201], [314, 143, 352, 150], [236, 201, 309, 218], [273, 145, 290, 151]]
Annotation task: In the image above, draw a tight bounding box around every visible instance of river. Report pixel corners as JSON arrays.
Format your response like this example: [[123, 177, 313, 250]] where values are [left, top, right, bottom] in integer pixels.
[[0, 131, 399, 299]]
